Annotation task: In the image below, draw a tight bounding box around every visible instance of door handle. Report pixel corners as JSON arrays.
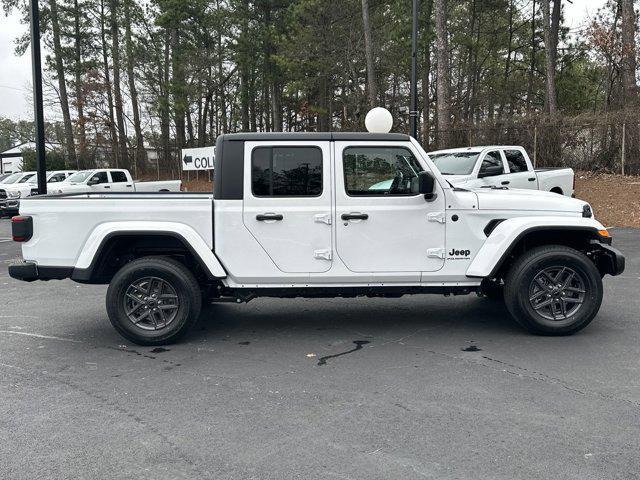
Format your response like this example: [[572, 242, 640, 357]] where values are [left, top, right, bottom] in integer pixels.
[[104, 185, 111, 189], [528, 177, 536, 181], [501, 181, 510, 185], [126, 184, 133, 187], [256, 213, 283, 221], [341, 212, 369, 221]]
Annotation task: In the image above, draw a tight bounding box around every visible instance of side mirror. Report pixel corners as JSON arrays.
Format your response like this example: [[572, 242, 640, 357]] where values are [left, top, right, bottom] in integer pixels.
[[418, 171, 437, 200], [87, 177, 100, 185], [478, 165, 503, 178]]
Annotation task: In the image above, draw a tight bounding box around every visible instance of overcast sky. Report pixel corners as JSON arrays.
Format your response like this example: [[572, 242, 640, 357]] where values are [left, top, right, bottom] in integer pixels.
[[0, 0, 608, 121]]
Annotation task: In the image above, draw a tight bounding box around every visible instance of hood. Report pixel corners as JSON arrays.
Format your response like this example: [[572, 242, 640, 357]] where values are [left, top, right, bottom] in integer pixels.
[[443, 174, 475, 183], [475, 187, 588, 214], [54, 183, 90, 194]]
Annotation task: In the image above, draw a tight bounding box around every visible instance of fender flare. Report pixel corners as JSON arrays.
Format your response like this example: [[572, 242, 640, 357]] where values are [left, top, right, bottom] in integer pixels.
[[72, 221, 227, 280], [466, 216, 606, 278]]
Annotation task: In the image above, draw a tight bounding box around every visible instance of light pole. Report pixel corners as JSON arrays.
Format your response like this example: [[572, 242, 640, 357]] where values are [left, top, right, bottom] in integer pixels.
[[29, 0, 47, 195], [409, 0, 419, 139]]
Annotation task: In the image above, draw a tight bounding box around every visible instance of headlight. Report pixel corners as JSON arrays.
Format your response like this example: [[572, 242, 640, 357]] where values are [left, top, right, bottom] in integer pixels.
[[7, 191, 21, 198]]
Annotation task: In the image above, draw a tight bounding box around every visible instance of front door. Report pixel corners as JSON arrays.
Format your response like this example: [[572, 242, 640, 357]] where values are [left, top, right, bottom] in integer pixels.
[[242, 141, 332, 273], [333, 142, 446, 279]]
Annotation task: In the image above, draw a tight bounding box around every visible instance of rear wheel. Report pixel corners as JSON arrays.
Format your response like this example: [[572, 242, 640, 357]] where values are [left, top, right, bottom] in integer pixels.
[[504, 245, 602, 335], [106, 256, 202, 345]]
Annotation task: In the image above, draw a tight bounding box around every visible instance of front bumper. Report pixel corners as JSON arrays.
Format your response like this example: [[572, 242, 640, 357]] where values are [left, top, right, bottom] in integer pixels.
[[0, 199, 19, 215], [594, 243, 625, 276], [8, 261, 73, 282]]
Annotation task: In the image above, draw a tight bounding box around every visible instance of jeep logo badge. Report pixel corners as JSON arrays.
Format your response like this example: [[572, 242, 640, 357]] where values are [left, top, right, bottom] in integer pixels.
[[448, 248, 471, 258]]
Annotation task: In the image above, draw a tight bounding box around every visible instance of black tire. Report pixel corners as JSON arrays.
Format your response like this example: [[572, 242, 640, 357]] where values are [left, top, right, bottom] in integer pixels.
[[106, 256, 202, 345], [480, 278, 504, 301], [504, 245, 603, 335]]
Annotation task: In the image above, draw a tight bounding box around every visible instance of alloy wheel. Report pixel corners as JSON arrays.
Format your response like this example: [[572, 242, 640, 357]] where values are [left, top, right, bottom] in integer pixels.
[[124, 276, 180, 331], [528, 266, 586, 321]]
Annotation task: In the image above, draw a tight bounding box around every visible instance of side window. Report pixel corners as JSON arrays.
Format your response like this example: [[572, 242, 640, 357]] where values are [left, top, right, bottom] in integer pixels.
[[111, 171, 128, 183], [49, 173, 65, 183], [343, 147, 423, 196], [92, 171, 109, 184], [479, 151, 505, 175], [252, 146, 322, 197], [505, 150, 529, 173], [19, 174, 35, 183]]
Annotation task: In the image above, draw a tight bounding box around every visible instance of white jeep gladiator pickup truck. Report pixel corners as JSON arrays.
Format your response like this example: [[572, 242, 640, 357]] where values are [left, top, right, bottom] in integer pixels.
[[9, 133, 624, 345], [52, 168, 181, 194], [427, 146, 575, 196]]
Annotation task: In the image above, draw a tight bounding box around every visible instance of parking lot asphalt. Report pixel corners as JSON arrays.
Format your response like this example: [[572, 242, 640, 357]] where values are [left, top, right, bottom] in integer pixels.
[[0, 218, 639, 480]]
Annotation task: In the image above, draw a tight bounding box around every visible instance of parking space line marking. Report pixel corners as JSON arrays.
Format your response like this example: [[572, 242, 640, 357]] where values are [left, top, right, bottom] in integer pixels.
[[0, 330, 82, 343]]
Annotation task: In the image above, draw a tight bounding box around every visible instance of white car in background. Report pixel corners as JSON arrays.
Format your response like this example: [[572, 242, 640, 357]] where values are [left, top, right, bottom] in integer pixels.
[[428, 146, 575, 196], [0, 170, 76, 215]]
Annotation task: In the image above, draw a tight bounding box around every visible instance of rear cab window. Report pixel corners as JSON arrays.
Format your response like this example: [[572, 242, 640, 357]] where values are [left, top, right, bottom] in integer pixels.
[[504, 149, 529, 173], [111, 171, 129, 183], [251, 146, 322, 197]]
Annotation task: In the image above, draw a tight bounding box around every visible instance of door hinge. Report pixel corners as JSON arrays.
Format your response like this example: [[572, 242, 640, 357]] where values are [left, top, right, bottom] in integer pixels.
[[427, 248, 446, 259], [314, 249, 333, 261], [427, 212, 446, 224], [314, 213, 332, 225]]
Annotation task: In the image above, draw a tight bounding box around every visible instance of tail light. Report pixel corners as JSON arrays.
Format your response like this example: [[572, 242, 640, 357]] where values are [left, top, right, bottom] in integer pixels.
[[573, 175, 576, 193], [11, 216, 33, 242]]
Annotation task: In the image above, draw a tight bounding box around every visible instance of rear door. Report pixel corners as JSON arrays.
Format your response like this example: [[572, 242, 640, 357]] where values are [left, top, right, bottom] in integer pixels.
[[242, 141, 332, 273], [333, 142, 445, 279], [503, 148, 537, 189], [109, 170, 134, 192]]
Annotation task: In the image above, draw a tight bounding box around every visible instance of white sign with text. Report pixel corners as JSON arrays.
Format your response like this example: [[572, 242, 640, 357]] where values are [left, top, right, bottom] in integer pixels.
[[181, 146, 215, 171]]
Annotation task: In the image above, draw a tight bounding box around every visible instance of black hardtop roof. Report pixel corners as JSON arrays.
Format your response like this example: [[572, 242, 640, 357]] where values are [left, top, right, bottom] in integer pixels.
[[218, 132, 410, 142]]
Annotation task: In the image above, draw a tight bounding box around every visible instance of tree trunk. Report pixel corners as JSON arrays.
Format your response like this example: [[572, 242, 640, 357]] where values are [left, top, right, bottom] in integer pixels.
[[499, 0, 515, 116], [434, 0, 450, 147], [542, 0, 560, 114], [73, 0, 88, 166], [123, 0, 146, 172], [48, 0, 77, 167], [110, 0, 129, 168], [100, 0, 118, 168], [526, 0, 537, 109], [620, 0, 638, 104], [421, 0, 434, 147], [239, 0, 250, 131], [160, 28, 171, 173], [361, 0, 377, 107], [171, 28, 187, 148]]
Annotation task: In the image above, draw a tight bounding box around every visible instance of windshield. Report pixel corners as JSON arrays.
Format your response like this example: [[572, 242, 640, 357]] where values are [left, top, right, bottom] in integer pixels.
[[0, 173, 11, 182], [429, 152, 480, 175], [1, 173, 22, 184], [66, 170, 94, 183]]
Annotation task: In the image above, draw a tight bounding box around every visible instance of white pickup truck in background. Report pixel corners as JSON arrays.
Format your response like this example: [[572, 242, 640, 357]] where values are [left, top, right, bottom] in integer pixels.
[[52, 169, 181, 194], [428, 146, 575, 196]]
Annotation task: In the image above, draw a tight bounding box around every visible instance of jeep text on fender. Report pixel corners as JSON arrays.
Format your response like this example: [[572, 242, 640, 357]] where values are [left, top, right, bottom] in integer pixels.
[[8, 132, 625, 345]]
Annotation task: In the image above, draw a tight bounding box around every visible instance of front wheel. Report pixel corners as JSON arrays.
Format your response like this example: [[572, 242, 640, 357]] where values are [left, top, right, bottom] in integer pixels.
[[106, 256, 202, 345], [504, 245, 603, 335]]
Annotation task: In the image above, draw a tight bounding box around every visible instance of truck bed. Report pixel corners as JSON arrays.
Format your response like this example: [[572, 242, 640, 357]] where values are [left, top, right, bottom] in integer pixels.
[[18, 193, 214, 268]]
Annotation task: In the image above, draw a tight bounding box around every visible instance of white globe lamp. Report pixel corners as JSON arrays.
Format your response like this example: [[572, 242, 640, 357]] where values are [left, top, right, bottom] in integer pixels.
[[365, 107, 393, 133]]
